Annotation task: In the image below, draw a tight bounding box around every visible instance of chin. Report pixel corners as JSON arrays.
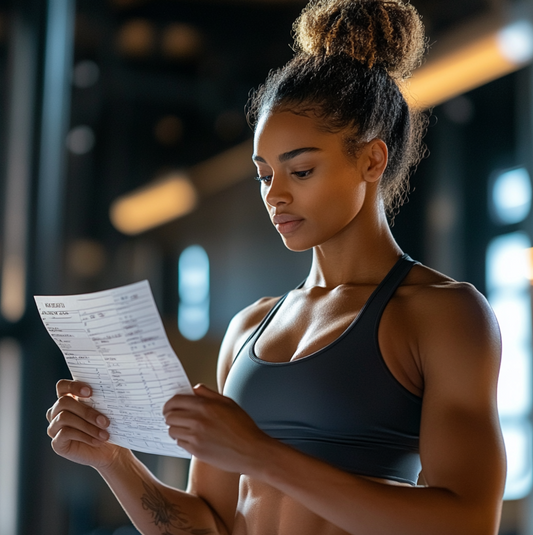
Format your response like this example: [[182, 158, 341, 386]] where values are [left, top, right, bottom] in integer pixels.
[[280, 237, 315, 253]]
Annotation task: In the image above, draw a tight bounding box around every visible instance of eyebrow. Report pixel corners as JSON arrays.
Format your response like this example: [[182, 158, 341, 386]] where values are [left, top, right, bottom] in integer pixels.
[[253, 147, 322, 164]]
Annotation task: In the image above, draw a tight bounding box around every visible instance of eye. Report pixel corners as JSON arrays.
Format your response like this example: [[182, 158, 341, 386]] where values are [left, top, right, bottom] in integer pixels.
[[292, 169, 313, 179], [254, 175, 272, 184]]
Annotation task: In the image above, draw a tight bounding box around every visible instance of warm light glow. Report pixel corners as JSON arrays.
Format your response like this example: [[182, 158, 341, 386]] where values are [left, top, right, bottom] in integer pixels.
[[110, 173, 197, 235], [1, 255, 26, 323], [190, 139, 255, 196], [66, 239, 106, 278], [405, 20, 533, 108], [161, 23, 203, 59], [116, 19, 155, 57]]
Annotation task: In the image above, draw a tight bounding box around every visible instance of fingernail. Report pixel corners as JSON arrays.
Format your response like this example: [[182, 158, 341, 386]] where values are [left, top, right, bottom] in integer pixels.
[[80, 387, 90, 397], [97, 415, 108, 427], [99, 430, 108, 440]]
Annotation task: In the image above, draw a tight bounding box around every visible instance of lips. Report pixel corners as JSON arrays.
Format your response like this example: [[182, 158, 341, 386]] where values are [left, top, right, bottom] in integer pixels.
[[273, 213, 301, 224], [272, 213, 303, 234]]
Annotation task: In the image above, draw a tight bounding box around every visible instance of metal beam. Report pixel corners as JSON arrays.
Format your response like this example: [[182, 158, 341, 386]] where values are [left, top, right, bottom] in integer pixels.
[[35, 0, 76, 294]]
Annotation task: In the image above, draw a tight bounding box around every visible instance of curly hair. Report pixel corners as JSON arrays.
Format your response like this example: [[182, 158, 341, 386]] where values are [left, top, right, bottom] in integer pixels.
[[247, 0, 429, 217]]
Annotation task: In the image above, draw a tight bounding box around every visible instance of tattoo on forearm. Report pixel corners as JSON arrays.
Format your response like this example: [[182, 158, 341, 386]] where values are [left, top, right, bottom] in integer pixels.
[[140, 481, 214, 535]]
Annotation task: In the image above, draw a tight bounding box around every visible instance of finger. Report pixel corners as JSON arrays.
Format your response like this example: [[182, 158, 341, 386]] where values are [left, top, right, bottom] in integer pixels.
[[193, 383, 223, 398], [48, 410, 109, 442], [173, 436, 194, 454], [166, 423, 193, 441], [163, 406, 203, 429], [168, 425, 199, 443], [163, 385, 227, 414], [51, 427, 106, 453], [48, 395, 109, 430], [56, 379, 92, 398], [162, 393, 202, 415]]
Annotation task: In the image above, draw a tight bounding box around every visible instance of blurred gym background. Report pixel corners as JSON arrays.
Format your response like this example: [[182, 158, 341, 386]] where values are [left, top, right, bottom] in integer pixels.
[[0, 0, 532, 533]]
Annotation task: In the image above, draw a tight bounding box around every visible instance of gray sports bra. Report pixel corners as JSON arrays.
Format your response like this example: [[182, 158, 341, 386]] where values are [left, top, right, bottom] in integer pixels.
[[223, 254, 422, 485]]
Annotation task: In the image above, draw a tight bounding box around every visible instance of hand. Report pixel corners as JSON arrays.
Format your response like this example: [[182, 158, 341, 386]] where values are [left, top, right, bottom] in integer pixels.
[[163, 384, 276, 474], [46, 380, 124, 469]]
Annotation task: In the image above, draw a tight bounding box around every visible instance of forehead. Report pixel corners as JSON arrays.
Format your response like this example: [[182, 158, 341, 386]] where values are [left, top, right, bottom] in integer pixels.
[[253, 111, 344, 157]]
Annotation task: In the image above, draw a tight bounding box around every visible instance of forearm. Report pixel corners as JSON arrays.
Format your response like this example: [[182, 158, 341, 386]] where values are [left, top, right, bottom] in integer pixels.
[[251, 439, 499, 535], [97, 449, 227, 535]]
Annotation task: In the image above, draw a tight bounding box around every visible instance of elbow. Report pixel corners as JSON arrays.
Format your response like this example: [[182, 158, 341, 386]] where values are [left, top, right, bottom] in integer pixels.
[[461, 501, 502, 535], [468, 520, 500, 535], [436, 488, 503, 535]]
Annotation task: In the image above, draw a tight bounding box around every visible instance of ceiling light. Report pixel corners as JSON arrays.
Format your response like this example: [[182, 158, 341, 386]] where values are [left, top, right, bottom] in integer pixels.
[[110, 172, 197, 235], [405, 19, 533, 108], [116, 19, 155, 58], [161, 23, 203, 60]]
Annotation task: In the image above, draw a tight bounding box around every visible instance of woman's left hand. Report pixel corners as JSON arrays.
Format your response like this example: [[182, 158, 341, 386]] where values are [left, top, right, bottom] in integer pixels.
[[163, 384, 275, 474]]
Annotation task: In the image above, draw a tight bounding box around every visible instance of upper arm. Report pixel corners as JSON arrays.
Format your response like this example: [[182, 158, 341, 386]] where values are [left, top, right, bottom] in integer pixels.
[[417, 283, 505, 523], [216, 297, 279, 391], [187, 297, 278, 533]]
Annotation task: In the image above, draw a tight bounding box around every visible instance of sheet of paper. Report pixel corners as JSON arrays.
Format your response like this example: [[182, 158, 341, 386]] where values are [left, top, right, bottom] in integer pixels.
[[35, 280, 193, 458]]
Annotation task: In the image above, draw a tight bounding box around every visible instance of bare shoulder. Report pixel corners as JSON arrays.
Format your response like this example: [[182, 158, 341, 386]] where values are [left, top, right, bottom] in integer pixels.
[[401, 263, 501, 398], [217, 296, 280, 390], [403, 263, 499, 335]]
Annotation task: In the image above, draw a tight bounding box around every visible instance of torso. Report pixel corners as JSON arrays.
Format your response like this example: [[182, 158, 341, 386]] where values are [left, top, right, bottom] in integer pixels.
[[232, 474, 411, 535], [222, 260, 457, 535], [253, 276, 425, 397], [233, 477, 353, 535]]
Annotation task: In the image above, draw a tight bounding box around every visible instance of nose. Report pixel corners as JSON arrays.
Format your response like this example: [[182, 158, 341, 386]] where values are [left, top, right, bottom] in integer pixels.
[[264, 175, 292, 207]]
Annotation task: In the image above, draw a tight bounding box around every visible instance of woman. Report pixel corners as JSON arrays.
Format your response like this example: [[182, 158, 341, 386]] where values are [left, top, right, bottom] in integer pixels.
[[46, 1, 506, 534]]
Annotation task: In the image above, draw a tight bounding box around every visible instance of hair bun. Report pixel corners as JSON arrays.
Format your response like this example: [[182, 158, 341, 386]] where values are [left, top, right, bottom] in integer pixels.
[[293, 0, 426, 80]]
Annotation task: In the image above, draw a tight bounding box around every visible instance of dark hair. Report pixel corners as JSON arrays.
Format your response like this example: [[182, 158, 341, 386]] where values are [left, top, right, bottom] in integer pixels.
[[247, 0, 428, 217]]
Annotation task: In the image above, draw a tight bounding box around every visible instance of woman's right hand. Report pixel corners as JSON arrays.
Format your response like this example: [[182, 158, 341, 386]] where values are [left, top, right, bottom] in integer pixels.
[[46, 380, 124, 469]]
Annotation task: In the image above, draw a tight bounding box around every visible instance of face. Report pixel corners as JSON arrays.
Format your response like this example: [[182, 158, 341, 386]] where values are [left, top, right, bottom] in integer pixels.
[[253, 110, 374, 252]]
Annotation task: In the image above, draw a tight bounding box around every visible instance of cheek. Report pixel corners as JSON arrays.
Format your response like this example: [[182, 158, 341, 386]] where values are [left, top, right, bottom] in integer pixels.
[[260, 186, 269, 208], [320, 180, 365, 219]]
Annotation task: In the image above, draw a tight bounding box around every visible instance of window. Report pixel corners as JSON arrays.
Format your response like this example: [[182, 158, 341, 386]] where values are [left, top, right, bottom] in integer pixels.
[[490, 167, 532, 225], [178, 245, 209, 341], [486, 166, 533, 502], [487, 231, 532, 499]]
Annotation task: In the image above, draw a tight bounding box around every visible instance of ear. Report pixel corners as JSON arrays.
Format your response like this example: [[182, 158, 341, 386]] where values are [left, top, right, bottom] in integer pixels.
[[360, 139, 388, 184]]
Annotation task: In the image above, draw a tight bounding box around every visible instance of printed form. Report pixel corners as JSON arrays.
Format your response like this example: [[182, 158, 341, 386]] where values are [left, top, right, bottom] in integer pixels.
[[35, 280, 193, 458]]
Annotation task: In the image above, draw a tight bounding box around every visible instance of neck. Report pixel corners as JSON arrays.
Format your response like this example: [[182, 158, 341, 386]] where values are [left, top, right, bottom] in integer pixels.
[[306, 199, 403, 288]]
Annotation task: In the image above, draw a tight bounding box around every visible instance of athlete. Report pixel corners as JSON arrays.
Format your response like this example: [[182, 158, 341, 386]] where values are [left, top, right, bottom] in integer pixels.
[[46, 1, 506, 534]]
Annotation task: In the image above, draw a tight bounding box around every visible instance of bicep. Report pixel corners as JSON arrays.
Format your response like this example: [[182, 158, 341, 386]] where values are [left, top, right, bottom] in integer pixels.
[[417, 287, 505, 508], [187, 457, 240, 534], [419, 394, 505, 503]]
